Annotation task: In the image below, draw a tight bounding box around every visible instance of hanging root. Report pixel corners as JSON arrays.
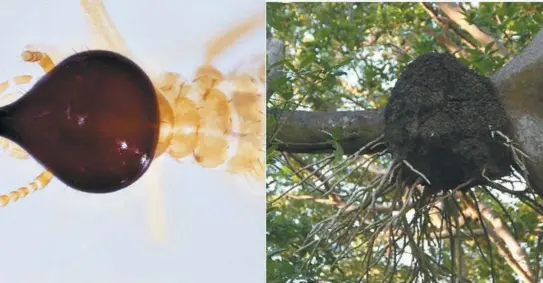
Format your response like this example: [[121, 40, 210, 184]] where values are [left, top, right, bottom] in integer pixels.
[[491, 129, 531, 182], [284, 124, 534, 281], [277, 53, 541, 282], [402, 160, 431, 185]]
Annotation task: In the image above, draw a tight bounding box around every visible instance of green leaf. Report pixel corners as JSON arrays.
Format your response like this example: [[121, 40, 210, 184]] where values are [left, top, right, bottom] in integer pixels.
[[283, 61, 297, 72], [484, 41, 496, 54], [299, 53, 316, 69], [267, 114, 278, 132], [279, 90, 294, 100], [331, 140, 344, 162], [268, 59, 287, 69], [266, 3, 536, 281], [330, 127, 344, 140], [332, 57, 353, 69]]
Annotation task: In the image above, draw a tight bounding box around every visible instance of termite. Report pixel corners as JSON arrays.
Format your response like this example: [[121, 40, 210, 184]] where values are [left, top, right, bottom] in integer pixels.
[[0, 0, 265, 243]]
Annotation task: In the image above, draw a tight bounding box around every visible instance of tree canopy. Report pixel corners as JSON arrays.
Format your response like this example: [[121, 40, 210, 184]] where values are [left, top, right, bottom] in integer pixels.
[[267, 3, 543, 282]]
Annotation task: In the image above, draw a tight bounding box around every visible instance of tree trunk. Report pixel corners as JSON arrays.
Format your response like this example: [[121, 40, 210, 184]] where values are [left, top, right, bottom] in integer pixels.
[[269, 28, 543, 196]]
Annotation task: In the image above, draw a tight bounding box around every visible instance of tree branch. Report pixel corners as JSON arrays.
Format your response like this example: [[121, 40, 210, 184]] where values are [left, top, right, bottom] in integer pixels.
[[420, 3, 478, 51], [492, 28, 543, 197], [269, 28, 543, 195], [436, 3, 510, 57], [460, 194, 535, 282], [422, 27, 463, 56], [272, 108, 385, 154], [285, 152, 333, 192]]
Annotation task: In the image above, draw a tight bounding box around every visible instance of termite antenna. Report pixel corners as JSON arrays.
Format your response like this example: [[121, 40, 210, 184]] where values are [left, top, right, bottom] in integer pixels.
[[0, 171, 53, 207]]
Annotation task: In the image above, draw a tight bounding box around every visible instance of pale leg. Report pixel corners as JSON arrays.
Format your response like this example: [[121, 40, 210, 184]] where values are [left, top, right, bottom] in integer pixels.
[[4, 47, 64, 158], [204, 12, 264, 64], [144, 160, 167, 245], [195, 12, 264, 90], [0, 47, 59, 207], [80, 0, 133, 58]]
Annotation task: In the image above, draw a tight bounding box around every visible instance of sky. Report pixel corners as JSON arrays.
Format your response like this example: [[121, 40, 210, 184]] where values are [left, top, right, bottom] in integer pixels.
[[0, 1, 264, 282]]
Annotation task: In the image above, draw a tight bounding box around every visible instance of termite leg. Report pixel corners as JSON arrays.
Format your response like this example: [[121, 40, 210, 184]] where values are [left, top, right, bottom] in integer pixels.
[[203, 12, 264, 64], [0, 75, 33, 97], [80, 0, 133, 57], [0, 73, 53, 204], [0, 47, 60, 204]]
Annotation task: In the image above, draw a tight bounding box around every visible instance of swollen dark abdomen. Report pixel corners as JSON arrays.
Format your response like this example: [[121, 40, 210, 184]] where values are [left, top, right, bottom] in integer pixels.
[[1, 50, 160, 193]]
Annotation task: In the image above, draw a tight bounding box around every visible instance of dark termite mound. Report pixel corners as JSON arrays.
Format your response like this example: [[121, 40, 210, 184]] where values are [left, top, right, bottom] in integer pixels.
[[384, 52, 513, 194]]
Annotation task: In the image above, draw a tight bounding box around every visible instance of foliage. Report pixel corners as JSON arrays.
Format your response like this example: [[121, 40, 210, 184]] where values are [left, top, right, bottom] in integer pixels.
[[267, 3, 543, 282]]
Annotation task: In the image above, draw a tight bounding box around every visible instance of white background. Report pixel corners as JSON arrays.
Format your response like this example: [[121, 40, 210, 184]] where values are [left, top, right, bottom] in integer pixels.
[[0, 1, 264, 282]]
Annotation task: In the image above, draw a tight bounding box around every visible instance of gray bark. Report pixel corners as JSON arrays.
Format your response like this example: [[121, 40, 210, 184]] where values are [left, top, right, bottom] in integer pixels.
[[493, 29, 543, 197], [266, 37, 284, 101], [272, 109, 384, 154]]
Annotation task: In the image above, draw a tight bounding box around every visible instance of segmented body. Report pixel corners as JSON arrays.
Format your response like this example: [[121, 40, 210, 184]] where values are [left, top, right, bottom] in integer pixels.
[[0, 0, 265, 207], [154, 65, 265, 178]]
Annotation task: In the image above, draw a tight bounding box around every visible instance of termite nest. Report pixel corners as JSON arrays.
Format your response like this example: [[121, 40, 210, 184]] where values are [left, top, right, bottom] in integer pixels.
[[384, 52, 514, 194]]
